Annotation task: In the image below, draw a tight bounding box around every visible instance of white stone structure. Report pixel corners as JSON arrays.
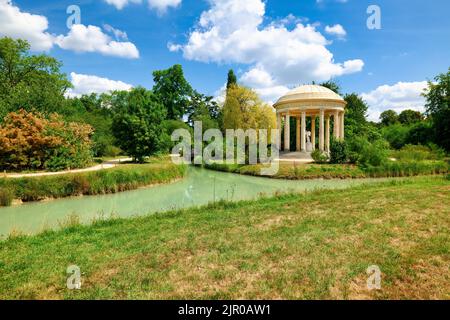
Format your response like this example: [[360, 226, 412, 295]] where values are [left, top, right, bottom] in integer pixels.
[[274, 85, 346, 153]]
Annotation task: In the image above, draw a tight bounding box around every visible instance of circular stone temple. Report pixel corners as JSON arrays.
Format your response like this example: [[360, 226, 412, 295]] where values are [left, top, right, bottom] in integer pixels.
[[274, 84, 346, 153]]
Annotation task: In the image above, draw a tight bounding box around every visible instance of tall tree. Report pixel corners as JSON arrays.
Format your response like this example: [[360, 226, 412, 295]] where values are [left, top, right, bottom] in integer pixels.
[[112, 87, 168, 162], [344, 93, 369, 138], [222, 85, 275, 132], [424, 68, 450, 151], [186, 91, 220, 131], [227, 69, 237, 90], [398, 109, 424, 125], [0, 37, 71, 120], [380, 110, 399, 126], [152, 64, 193, 120]]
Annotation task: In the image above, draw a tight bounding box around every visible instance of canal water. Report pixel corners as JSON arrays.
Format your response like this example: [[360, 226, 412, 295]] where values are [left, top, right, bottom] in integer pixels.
[[0, 167, 387, 237]]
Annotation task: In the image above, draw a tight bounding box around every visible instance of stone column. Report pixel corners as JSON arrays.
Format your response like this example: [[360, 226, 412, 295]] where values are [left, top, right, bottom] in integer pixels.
[[284, 113, 290, 152], [301, 110, 306, 152], [340, 111, 345, 140], [276, 112, 281, 150], [319, 109, 324, 151], [311, 116, 316, 150], [296, 116, 301, 151], [325, 115, 330, 153], [334, 110, 340, 140]]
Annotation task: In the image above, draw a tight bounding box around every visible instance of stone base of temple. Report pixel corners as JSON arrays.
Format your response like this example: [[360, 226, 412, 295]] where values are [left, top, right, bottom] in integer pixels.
[[276, 151, 314, 163]]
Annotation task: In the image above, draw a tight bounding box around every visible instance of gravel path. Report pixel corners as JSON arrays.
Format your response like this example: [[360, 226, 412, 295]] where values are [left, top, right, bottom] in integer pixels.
[[2, 158, 133, 179]]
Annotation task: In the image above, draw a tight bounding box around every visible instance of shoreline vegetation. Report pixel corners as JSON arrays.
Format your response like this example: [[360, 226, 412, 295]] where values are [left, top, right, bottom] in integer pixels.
[[0, 176, 448, 299], [203, 160, 448, 180], [0, 157, 187, 207]]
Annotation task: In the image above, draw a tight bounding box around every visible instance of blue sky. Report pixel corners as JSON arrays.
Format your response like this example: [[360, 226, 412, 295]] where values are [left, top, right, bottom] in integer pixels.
[[1, 0, 449, 120]]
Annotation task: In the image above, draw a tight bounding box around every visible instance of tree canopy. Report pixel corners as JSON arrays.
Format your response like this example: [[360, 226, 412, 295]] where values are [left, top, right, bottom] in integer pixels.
[[222, 85, 276, 132], [380, 110, 399, 126], [227, 69, 237, 90], [152, 64, 193, 120], [424, 67, 450, 151], [112, 87, 168, 162], [0, 37, 71, 120]]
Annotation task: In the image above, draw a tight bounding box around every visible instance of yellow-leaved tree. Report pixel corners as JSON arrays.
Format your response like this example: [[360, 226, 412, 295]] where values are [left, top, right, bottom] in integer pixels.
[[222, 85, 276, 134]]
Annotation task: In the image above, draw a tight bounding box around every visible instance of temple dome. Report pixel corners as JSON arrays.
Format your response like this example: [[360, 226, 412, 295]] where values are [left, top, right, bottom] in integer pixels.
[[274, 85, 346, 108]]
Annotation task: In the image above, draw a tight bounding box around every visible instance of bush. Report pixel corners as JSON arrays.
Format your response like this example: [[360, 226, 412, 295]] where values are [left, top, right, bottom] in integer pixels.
[[311, 149, 329, 163], [329, 139, 348, 164], [392, 144, 446, 161], [0, 110, 93, 172], [382, 124, 410, 149], [347, 136, 390, 167]]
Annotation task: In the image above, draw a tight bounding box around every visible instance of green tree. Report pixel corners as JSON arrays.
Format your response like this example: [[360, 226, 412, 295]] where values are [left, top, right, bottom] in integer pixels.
[[227, 69, 237, 90], [380, 110, 399, 126], [398, 109, 424, 125], [424, 68, 450, 151], [0, 37, 71, 120], [152, 64, 193, 120], [112, 87, 168, 162], [343, 93, 369, 139], [320, 80, 342, 95], [187, 91, 220, 131]]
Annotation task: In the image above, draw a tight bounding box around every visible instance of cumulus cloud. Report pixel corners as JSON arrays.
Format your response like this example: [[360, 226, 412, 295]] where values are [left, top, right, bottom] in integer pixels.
[[103, 0, 181, 13], [325, 24, 346, 38], [170, 0, 363, 103], [0, 1, 139, 59], [66, 72, 133, 97], [55, 25, 139, 59], [148, 0, 181, 13], [0, 0, 54, 51], [361, 81, 428, 122], [104, 0, 142, 10]]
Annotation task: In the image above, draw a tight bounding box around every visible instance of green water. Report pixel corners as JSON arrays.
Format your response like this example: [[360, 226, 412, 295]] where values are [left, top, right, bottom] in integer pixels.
[[0, 167, 386, 237]]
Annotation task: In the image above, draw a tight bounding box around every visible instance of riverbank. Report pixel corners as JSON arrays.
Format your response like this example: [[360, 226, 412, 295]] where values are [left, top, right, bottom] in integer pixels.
[[1, 176, 448, 299], [205, 160, 448, 180], [0, 157, 187, 207]]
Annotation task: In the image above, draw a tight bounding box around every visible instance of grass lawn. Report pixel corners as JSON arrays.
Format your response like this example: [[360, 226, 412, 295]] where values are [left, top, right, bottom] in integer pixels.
[[0, 176, 448, 299]]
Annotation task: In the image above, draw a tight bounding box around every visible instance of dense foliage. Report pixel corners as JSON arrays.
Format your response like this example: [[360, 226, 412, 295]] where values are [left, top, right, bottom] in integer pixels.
[[424, 68, 450, 151], [0, 110, 93, 171], [152, 64, 193, 120], [112, 87, 168, 162], [0, 38, 70, 120], [222, 85, 276, 132]]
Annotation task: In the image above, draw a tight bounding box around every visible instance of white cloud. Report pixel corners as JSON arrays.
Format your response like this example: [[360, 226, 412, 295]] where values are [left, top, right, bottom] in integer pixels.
[[171, 0, 363, 103], [0, 1, 139, 59], [361, 81, 428, 122], [67, 72, 133, 97], [104, 0, 142, 10], [325, 24, 347, 38], [148, 0, 181, 13], [103, 0, 181, 13], [0, 0, 54, 51], [55, 25, 139, 59]]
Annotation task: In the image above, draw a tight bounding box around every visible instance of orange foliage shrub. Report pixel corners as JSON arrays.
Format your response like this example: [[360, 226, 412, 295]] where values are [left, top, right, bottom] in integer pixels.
[[0, 110, 93, 171]]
